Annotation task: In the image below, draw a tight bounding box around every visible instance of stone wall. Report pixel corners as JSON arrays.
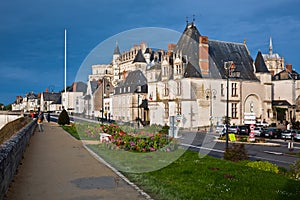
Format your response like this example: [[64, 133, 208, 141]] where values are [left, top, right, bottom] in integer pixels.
[[0, 119, 36, 200]]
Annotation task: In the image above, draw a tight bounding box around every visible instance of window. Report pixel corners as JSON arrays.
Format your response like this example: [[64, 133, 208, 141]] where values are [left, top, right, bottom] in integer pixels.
[[163, 66, 168, 77], [231, 83, 238, 97], [176, 101, 182, 115], [164, 102, 169, 119], [164, 83, 169, 96], [176, 64, 182, 75], [232, 103, 237, 119], [177, 81, 182, 96], [221, 84, 224, 96]]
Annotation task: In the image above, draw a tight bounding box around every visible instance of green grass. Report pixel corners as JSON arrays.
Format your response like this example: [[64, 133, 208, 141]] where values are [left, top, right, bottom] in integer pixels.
[[61, 125, 80, 140], [123, 151, 300, 200], [62, 125, 300, 200]]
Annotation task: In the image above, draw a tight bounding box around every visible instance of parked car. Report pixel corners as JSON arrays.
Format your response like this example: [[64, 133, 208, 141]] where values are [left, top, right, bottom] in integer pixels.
[[262, 128, 282, 139], [228, 125, 239, 134], [216, 124, 226, 135], [281, 130, 297, 140], [238, 125, 250, 135], [253, 127, 264, 137], [293, 130, 300, 141]]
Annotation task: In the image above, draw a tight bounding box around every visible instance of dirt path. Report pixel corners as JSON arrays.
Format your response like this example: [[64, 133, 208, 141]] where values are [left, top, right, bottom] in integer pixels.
[[5, 123, 148, 200]]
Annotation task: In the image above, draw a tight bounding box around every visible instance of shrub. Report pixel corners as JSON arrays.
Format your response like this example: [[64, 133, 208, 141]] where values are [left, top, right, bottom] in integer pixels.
[[246, 161, 279, 174], [290, 159, 300, 180], [224, 143, 248, 162], [58, 109, 70, 125], [159, 124, 170, 135]]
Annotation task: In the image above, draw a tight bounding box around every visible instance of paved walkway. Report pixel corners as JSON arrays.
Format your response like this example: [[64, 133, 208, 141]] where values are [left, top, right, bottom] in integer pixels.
[[5, 123, 148, 200]]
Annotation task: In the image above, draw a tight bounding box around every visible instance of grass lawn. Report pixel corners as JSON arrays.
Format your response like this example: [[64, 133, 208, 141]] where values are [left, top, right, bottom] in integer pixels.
[[125, 150, 300, 200], [62, 124, 300, 200]]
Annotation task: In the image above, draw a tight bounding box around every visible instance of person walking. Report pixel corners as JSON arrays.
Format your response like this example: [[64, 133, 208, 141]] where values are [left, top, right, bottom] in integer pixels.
[[37, 111, 44, 132]]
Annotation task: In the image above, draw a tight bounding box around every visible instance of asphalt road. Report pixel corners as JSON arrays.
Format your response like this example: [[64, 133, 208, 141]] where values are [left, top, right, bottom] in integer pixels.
[[179, 131, 300, 170]]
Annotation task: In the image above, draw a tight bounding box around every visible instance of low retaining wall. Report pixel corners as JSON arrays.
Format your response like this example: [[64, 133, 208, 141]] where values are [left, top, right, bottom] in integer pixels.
[[0, 119, 36, 200]]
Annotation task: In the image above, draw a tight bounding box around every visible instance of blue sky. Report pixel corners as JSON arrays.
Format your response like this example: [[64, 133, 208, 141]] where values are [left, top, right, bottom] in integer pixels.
[[0, 0, 300, 105]]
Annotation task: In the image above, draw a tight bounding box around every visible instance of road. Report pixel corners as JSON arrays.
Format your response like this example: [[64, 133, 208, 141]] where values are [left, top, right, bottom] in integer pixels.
[[179, 131, 300, 170]]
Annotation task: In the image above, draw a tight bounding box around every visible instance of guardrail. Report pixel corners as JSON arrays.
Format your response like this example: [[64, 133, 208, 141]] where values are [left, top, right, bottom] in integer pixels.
[[0, 119, 36, 200]]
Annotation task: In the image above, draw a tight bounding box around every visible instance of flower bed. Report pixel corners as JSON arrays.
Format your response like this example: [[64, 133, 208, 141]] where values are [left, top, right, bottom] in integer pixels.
[[100, 124, 177, 152]]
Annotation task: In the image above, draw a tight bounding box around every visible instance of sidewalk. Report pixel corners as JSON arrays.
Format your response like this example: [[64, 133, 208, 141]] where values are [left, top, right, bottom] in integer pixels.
[[5, 123, 148, 200]]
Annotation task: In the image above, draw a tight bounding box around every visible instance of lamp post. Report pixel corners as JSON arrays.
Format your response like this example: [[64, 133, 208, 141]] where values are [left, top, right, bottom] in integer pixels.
[[224, 61, 235, 149], [136, 86, 142, 129], [101, 77, 110, 124], [137, 94, 140, 129], [205, 87, 217, 133]]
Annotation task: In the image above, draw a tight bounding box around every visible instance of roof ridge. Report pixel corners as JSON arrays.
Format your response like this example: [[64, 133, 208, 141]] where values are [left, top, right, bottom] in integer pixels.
[[209, 39, 245, 46]]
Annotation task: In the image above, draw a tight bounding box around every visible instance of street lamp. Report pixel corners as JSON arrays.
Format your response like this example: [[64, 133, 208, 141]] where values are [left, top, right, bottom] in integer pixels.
[[205, 87, 217, 133], [136, 86, 142, 129], [224, 61, 235, 149], [101, 77, 110, 124]]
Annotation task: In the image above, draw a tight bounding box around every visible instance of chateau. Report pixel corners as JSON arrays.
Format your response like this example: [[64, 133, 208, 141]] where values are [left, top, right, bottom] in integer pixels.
[[12, 21, 300, 129]]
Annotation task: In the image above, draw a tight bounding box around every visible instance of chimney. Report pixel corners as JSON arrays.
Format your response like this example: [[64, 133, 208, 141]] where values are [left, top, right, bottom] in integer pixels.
[[46, 88, 49, 93], [168, 43, 176, 56], [286, 64, 292, 73], [199, 36, 209, 75], [72, 82, 77, 92], [97, 79, 102, 87]]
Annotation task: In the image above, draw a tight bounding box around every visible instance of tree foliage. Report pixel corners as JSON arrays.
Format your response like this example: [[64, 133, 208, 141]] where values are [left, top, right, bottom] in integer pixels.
[[58, 109, 70, 125]]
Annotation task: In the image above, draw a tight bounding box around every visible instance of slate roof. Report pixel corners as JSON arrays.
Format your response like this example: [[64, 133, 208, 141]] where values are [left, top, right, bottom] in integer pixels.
[[174, 22, 202, 78], [114, 42, 121, 55], [52, 95, 62, 104], [208, 40, 258, 81], [273, 69, 300, 80], [42, 92, 61, 102], [172, 22, 258, 81], [90, 80, 99, 94], [68, 81, 87, 93], [115, 70, 148, 95], [254, 51, 270, 73], [26, 92, 38, 99], [272, 100, 292, 107], [132, 49, 147, 63]]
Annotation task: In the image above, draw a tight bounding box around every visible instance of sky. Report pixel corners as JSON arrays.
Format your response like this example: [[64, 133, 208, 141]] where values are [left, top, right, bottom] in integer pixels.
[[0, 0, 300, 105]]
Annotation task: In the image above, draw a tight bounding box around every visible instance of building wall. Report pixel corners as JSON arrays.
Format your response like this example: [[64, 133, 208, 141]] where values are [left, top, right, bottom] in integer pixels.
[[273, 80, 294, 104]]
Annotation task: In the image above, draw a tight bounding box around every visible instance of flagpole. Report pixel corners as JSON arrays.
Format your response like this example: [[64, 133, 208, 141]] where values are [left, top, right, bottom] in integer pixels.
[[64, 29, 68, 110]]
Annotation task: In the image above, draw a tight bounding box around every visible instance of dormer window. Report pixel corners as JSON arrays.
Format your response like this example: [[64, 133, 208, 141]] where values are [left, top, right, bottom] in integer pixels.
[[176, 64, 183, 75]]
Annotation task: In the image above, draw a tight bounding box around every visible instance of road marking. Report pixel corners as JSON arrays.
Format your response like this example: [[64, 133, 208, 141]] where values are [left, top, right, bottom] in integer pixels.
[[181, 143, 293, 165], [181, 143, 224, 153], [263, 151, 283, 155]]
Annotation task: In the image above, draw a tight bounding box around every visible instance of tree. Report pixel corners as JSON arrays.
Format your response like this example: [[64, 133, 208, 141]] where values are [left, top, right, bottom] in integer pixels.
[[58, 109, 70, 125]]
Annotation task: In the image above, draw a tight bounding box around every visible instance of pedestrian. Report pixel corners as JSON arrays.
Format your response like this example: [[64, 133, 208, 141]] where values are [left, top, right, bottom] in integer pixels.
[[47, 111, 51, 123], [37, 111, 44, 132]]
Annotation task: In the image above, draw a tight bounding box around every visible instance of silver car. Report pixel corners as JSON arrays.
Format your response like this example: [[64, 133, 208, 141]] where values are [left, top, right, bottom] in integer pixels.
[[253, 127, 264, 137], [281, 130, 297, 140]]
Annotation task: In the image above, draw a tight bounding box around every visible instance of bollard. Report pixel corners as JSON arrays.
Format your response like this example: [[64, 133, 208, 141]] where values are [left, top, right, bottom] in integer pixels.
[[288, 141, 294, 151]]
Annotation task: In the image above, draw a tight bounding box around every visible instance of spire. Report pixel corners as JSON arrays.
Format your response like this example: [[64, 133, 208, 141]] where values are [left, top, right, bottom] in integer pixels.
[[132, 49, 146, 63], [269, 36, 273, 55], [114, 41, 121, 55], [255, 51, 270, 73]]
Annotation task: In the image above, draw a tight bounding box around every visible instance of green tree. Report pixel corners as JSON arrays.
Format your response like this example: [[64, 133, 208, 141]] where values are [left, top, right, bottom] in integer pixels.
[[58, 109, 70, 125]]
